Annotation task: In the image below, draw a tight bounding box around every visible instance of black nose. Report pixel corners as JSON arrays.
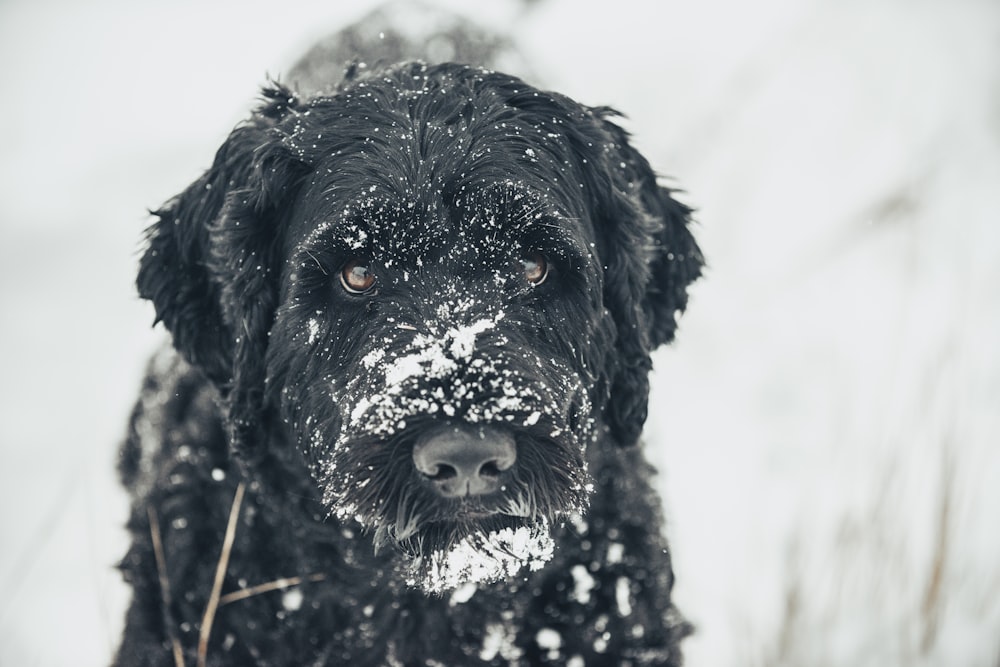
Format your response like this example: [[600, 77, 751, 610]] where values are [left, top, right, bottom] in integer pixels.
[[412, 425, 517, 497]]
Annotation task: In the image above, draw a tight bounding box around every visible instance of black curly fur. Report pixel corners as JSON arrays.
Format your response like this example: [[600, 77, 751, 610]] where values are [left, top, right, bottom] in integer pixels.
[[118, 46, 701, 667]]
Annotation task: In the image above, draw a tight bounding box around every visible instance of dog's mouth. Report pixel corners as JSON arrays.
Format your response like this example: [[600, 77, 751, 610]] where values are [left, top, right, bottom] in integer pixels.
[[450, 506, 495, 521], [439, 493, 531, 521]]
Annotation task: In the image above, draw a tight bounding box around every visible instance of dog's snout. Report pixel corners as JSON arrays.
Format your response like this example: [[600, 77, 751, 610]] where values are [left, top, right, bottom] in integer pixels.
[[413, 426, 516, 497]]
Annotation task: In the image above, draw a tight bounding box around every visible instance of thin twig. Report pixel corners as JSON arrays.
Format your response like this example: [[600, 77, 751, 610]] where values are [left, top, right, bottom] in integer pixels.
[[148, 506, 186, 667], [219, 573, 327, 606], [197, 482, 246, 667]]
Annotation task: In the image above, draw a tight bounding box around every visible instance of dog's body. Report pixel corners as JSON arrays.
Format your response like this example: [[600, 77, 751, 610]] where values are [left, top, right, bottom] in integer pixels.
[[117, 13, 701, 666]]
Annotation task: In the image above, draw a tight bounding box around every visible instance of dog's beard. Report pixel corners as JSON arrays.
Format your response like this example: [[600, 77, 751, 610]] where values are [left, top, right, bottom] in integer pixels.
[[398, 514, 556, 594], [380, 478, 578, 593]]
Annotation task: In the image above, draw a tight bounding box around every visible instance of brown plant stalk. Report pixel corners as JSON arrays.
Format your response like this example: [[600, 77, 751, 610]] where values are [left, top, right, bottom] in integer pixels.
[[219, 573, 327, 606], [148, 506, 186, 667], [197, 481, 246, 667]]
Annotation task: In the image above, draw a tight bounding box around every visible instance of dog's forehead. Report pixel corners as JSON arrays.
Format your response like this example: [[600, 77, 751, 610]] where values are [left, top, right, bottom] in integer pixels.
[[284, 65, 597, 260], [295, 179, 581, 265]]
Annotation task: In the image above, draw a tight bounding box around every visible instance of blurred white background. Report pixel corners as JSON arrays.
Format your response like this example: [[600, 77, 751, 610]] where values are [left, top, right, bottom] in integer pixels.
[[1, 0, 997, 665]]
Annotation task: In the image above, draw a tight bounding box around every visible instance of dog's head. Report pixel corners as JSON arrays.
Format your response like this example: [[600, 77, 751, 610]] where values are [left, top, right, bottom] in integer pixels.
[[139, 62, 701, 591]]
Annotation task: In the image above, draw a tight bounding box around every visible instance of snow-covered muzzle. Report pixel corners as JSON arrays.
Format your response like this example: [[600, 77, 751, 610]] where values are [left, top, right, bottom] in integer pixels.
[[328, 315, 593, 593], [277, 306, 596, 593], [340, 311, 590, 590], [265, 181, 610, 593]]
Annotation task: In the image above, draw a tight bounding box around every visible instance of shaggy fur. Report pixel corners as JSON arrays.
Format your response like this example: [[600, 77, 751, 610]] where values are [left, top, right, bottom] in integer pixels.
[[116, 24, 702, 667]]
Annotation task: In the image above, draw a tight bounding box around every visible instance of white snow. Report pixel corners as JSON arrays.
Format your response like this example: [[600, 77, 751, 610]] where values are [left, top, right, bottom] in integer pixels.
[[615, 577, 632, 617], [479, 622, 521, 662], [535, 627, 561, 650], [334, 308, 563, 448], [361, 347, 385, 369], [1, 1, 998, 666], [570, 563, 595, 605], [447, 317, 499, 361], [281, 588, 304, 612], [414, 521, 555, 594], [306, 318, 321, 345], [448, 582, 477, 605]]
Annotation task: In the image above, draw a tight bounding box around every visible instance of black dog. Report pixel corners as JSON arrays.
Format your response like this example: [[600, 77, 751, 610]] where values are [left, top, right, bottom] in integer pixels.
[[116, 21, 701, 667]]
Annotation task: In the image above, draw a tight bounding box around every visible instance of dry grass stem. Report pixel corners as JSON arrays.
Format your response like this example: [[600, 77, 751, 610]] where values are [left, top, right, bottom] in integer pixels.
[[197, 482, 246, 667], [148, 506, 186, 667], [219, 573, 327, 606]]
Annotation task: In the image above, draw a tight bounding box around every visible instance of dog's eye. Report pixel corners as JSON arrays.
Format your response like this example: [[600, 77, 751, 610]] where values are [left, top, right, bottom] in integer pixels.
[[340, 258, 376, 294], [520, 252, 549, 286]]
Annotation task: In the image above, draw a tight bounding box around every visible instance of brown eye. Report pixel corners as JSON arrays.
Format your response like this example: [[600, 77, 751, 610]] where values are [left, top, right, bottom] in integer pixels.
[[340, 258, 376, 294], [521, 252, 548, 285]]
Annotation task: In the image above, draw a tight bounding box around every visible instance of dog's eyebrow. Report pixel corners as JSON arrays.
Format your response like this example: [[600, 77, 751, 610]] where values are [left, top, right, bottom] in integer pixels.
[[296, 209, 375, 255], [444, 184, 596, 268], [451, 181, 562, 228]]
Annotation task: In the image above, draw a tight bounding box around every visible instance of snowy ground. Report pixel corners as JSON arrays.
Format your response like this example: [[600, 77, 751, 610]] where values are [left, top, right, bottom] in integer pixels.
[[1, 0, 998, 665]]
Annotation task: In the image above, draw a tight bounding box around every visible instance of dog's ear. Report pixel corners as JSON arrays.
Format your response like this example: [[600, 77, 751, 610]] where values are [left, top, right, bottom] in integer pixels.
[[138, 84, 309, 463], [583, 109, 703, 447]]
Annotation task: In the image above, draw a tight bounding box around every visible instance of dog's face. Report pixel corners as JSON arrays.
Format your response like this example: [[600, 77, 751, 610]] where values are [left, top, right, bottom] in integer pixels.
[[138, 63, 701, 592], [267, 141, 609, 590]]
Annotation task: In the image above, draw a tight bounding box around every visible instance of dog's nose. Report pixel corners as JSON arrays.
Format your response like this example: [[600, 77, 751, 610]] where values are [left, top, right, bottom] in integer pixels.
[[413, 426, 517, 497]]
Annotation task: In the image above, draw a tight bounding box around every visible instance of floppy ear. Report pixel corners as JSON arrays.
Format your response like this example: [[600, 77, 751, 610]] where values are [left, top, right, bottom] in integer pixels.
[[137, 84, 309, 463], [583, 109, 703, 447]]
